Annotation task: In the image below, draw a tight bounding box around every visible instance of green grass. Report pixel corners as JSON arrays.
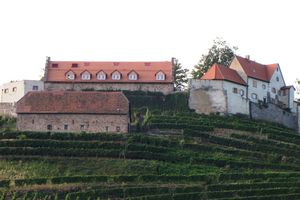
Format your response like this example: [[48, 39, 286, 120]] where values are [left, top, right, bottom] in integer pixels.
[[0, 158, 222, 180]]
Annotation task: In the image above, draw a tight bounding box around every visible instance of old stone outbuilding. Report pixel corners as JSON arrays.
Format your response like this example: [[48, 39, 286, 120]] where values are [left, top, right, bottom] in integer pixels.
[[16, 91, 130, 133]]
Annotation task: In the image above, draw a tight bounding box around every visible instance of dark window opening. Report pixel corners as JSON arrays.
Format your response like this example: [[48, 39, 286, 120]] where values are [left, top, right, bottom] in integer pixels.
[[106, 126, 109, 132], [47, 124, 52, 130], [72, 63, 78, 68], [233, 88, 238, 94], [32, 85, 39, 90], [116, 126, 120, 132], [64, 124, 68, 130], [52, 63, 58, 68], [32, 119, 34, 124], [80, 124, 85, 130]]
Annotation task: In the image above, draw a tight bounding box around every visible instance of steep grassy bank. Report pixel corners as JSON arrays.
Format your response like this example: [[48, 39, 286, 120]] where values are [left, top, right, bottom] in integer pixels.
[[0, 113, 300, 199]]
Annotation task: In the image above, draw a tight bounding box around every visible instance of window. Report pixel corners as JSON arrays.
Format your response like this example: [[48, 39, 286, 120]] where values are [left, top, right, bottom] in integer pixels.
[[240, 89, 245, 96], [64, 124, 68, 130], [4, 88, 9, 93], [97, 71, 106, 80], [262, 84, 266, 90], [32, 119, 34, 124], [282, 90, 287, 96], [52, 63, 58, 68], [128, 71, 138, 80], [252, 80, 257, 88], [106, 126, 109, 132], [116, 126, 120, 132], [47, 124, 52, 130], [81, 71, 91, 80], [32, 85, 39, 90], [233, 88, 238, 94], [156, 71, 165, 80], [12, 87, 17, 92], [72, 63, 78, 68], [272, 88, 276, 94], [112, 71, 121, 80], [66, 71, 75, 80], [276, 76, 279, 82], [80, 124, 85, 131], [251, 93, 257, 100]]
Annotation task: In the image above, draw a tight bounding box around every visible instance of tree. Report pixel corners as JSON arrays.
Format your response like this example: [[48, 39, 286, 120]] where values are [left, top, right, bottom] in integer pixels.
[[191, 38, 238, 79], [173, 58, 189, 91]]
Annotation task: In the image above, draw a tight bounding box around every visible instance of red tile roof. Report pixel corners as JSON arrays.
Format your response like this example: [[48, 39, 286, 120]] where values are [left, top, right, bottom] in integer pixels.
[[235, 56, 278, 82], [201, 64, 247, 85], [46, 60, 173, 83], [16, 91, 129, 114]]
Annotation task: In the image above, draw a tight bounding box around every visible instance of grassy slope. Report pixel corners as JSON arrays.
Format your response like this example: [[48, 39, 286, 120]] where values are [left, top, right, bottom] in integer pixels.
[[1, 113, 300, 199]]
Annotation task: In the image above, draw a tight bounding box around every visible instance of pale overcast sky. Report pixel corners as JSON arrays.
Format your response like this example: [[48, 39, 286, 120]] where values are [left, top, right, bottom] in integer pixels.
[[0, 0, 299, 85]]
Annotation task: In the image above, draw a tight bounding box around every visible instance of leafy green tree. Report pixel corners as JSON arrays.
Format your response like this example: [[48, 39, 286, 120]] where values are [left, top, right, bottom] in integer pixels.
[[173, 58, 189, 91], [191, 38, 238, 79]]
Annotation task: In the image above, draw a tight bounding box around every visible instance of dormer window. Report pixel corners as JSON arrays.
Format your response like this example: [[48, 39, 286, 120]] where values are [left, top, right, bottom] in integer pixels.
[[112, 71, 121, 80], [81, 71, 91, 80], [156, 71, 165, 81], [97, 71, 106, 80], [128, 71, 138, 80], [66, 71, 75, 80]]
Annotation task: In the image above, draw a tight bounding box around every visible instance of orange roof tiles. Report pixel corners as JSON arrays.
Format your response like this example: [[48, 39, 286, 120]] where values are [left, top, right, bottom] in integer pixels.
[[201, 64, 247, 85], [46, 60, 173, 83], [235, 56, 278, 82], [16, 91, 129, 114]]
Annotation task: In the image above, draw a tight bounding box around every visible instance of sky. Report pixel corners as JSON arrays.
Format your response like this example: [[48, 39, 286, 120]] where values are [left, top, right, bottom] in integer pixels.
[[0, 0, 299, 85]]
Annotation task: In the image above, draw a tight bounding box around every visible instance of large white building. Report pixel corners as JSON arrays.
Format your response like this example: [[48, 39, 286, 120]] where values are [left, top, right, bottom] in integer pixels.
[[0, 80, 44, 103], [189, 55, 298, 131]]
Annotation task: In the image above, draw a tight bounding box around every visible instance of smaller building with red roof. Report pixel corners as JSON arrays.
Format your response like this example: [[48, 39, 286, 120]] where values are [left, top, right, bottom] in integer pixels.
[[16, 91, 130, 133], [189, 55, 295, 117]]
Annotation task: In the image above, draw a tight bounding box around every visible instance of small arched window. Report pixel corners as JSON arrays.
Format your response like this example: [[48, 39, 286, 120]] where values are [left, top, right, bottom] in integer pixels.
[[66, 71, 75, 80], [112, 71, 121, 80], [81, 71, 91, 80], [156, 71, 165, 81], [97, 71, 106, 80], [240, 89, 245, 96], [251, 93, 258, 100], [128, 71, 138, 80]]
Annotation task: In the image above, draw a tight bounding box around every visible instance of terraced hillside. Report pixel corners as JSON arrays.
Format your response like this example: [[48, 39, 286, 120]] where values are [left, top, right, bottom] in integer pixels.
[[1, 113, 300, 199]]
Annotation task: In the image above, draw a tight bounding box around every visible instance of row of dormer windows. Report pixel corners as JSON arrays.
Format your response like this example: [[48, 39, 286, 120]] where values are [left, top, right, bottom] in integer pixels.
[[65, 70, 166, 81]]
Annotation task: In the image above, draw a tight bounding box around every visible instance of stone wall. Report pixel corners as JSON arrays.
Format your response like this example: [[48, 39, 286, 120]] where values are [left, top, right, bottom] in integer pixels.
[[45, 82, 174, 95], [188, 79, 249, 115], [250, 102, 298, 130], [17, 113, 129, 133], [0, 103, 16, 116]]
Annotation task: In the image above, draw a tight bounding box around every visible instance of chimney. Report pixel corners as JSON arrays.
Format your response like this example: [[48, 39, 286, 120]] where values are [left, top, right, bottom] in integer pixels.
[[245, 55, 250, 60]]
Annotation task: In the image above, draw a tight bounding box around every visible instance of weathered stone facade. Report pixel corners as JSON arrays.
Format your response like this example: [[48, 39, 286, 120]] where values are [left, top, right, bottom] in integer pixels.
[[17, 114, 128, 133], [189, 79, 249, 115], [0, 103, 16, 116], [16, 91, 130, 133], [45, 82, 174, 95], [250, 102, 298, 130]]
